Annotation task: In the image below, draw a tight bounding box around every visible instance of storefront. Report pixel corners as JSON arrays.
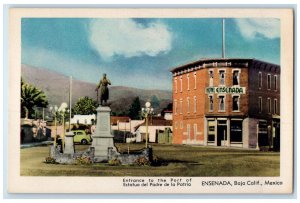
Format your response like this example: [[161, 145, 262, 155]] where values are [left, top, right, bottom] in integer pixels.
[[206, 117, 244, 147], [171, 58, 280, 149]]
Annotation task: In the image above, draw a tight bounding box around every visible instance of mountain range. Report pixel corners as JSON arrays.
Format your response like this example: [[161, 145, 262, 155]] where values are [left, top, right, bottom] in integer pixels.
[[21, 64, 172, 114]]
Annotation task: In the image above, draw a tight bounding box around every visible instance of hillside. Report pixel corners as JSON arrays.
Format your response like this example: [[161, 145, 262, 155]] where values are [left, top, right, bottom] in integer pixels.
[[21, 64, 172, 114]]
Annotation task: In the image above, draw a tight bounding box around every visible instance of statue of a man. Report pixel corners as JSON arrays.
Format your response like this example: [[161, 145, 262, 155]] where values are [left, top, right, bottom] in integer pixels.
[[95, 73, 111, 106]]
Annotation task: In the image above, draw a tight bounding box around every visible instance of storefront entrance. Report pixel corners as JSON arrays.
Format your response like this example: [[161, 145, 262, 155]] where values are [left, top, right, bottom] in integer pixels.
[[217, 120, 227, 146]]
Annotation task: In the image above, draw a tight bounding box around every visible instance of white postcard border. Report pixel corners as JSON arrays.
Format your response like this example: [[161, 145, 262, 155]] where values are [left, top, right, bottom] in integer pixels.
[[7, 8, 294, 194]]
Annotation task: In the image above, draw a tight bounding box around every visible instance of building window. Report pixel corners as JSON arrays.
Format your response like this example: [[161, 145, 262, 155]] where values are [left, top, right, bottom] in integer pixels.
[[209, 95, 214, 112], [218, 95, 225, 112], [219, 70, 225, 85], [207, 120, 215, 142], [180, 121, 183, 129], [209, 70, 214, 87], [174, 78, 178, 93], [187, 124, 191, 140], [194, 124, 197, 141], [258, 72, 262, 89], [232, 96, 239, 111], [180, 99, 183, 114], [233, 70, 239, 86], [258, 97, 262, 113], [267, 74, 271, 90], [187, 74, 190, 90], [194, 72, 197, 89], [274, 99, 278, 114], [268, 97, 271, 114], [187, 97, 190, 113], [180, 76, 183, 92], [175, 121, 178, 129], [194, 96, 197, 113], [274, 75, 278, 91], [174, 100, 177, 115], [230, 120, 243, 142]]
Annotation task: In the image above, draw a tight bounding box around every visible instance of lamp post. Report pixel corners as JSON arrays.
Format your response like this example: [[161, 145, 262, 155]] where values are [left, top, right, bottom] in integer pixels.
[[141, 102, 154, 148], [49, 105, 58, 147], [61, 108, 66, 152]]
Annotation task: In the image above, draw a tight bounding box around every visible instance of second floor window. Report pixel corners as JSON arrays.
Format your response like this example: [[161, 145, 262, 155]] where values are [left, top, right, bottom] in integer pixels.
[[268, 98, 271, 114], [232, 96, 239, 111], [274, 99, 278, 114], [258, 97, 262, 113], [187, 97, 190, 113], [180, 99, 183, 114], [209, 95, 213, 112], [194, 96, 197, 113], [219, 96, 225, 111]]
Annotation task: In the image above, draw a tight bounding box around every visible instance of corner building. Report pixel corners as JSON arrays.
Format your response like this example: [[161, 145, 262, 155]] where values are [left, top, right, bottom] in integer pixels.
[[171, 58, 280, 149]]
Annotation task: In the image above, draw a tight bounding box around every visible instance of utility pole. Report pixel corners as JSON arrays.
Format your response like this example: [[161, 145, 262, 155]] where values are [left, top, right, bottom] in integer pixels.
[[69, 76, 72, 131]]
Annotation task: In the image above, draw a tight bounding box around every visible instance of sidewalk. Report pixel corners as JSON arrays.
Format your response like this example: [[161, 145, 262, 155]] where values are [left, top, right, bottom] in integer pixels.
[[21, 141, 53, 149]]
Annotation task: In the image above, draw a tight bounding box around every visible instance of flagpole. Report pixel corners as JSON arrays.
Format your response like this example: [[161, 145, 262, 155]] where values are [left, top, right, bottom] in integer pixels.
[[222, 18, 225, 59]]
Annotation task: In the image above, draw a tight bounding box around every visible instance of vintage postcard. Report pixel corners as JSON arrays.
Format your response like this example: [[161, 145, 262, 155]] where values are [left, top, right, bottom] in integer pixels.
[[7, 8, 294, 194]]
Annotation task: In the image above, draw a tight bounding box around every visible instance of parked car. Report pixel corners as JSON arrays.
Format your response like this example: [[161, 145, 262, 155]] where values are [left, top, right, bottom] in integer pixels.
[[72, 130, 92, 145]]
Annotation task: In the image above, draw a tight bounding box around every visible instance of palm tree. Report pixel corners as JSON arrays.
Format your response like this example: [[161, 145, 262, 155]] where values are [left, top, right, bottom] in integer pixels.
[[21, 79, 48, 118]]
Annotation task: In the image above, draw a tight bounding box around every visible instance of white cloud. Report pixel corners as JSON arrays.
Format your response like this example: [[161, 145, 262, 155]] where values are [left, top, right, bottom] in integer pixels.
[[22, 47, 105, 83], [234, 19, 280, 40], [88, 19, 172, 60]]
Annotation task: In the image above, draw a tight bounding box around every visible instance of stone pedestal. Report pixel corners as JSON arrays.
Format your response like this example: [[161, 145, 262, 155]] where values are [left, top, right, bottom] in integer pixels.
[[91, 106, 119, 162], [64, 131, 75, 154]]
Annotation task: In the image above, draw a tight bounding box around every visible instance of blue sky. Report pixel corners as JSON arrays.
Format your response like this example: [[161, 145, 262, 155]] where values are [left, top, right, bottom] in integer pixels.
[[21, 18, 280, 90]]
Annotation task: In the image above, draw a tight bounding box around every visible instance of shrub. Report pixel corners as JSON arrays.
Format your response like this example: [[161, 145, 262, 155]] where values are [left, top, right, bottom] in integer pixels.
[[134, 156, 150, 166], [75, 155, 92, 165], [45, 156, 57, 164], [108, 158, 121, 166]]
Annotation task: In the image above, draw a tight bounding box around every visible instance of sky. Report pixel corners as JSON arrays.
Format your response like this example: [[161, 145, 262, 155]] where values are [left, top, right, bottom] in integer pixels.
[[21, 18, 280, 90]]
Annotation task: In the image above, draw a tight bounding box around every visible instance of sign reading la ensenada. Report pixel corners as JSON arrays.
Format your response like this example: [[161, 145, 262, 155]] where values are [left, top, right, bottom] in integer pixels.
[[171, 58, 280, 150], [205, 86, 246, 94]]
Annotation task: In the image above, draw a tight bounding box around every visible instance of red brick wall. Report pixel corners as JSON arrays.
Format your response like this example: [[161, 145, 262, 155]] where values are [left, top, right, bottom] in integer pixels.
[[172, 66, 249, 144], [172, 69, 206, 144], [205, 67, 249, 116]]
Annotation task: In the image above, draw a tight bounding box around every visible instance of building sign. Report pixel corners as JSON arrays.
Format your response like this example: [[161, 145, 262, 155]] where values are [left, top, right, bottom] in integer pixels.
[[205, 86, 246, 94]]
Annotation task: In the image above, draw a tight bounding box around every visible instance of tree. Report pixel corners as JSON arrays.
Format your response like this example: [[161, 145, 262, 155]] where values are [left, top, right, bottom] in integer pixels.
[[21, 78, 48, 118], [161, 102, 173, 117], [73, 96, 98, 115], [128, 97, 141, 120], [151, 95, 160, 108]]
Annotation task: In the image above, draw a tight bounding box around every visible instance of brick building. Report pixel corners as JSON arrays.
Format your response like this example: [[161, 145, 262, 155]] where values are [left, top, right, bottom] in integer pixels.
[[171, 58, 280, 149]]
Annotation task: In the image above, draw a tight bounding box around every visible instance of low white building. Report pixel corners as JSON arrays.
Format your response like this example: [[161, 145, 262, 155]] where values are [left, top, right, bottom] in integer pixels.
[[163, 110, 173, 120], [110, 116, 144, 133], [70, 114, 96, 125], [135, 117, 172, 143]]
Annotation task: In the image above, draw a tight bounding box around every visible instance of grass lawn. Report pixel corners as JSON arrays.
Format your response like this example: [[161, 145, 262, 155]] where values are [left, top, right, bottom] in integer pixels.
[[20, 143, 280, 176]]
